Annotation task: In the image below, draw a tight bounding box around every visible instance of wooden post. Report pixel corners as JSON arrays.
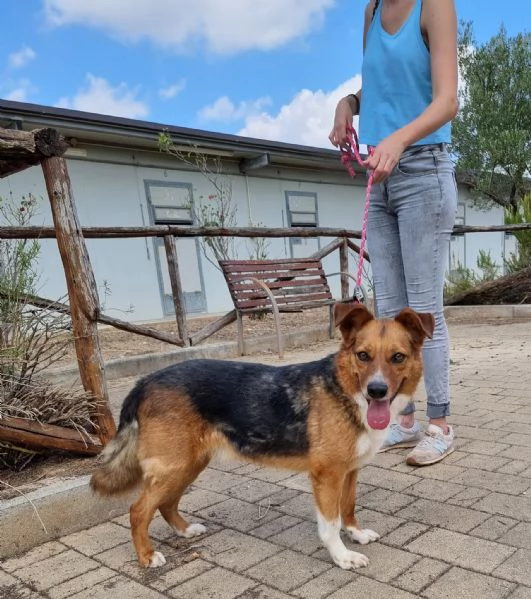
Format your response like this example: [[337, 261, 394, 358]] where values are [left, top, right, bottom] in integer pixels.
[[40, 156, 116, 444], [163, 235, 190, 346], [339, 238, 350, 300], [0, 127, 68, 178]]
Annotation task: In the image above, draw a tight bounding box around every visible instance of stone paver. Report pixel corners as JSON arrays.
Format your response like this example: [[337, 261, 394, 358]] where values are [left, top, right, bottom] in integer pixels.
[[394, 557, 450, 594], [2, 321, 531, 598], [421, 566, 515, 599], [405, 528, 516, 574]]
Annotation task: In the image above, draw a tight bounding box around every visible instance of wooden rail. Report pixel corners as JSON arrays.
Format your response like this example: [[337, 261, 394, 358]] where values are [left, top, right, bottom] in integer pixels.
[[0, 223, 530, 240]]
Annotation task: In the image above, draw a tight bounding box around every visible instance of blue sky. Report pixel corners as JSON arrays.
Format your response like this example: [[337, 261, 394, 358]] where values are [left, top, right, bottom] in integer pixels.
[[1, 0, 529, 148]]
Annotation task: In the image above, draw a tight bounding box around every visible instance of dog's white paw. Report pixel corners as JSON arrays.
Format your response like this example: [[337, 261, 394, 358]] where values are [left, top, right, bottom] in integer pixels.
[[148, 551, 167, 568], [347, 527, 380, 545], [178, 523, 207, 538], [332, 548, 369, 570]]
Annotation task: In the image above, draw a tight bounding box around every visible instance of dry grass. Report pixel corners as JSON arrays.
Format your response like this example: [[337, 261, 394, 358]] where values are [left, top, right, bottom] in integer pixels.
[[0, 375, 103, 471]]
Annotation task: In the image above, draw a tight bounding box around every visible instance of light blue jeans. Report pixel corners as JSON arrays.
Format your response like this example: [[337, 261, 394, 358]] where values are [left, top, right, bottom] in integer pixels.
[[367, 144, 458, 419]]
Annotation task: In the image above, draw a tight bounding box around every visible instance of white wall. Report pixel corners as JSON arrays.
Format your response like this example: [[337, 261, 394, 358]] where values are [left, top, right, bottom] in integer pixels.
[[461, 189, 505, 276]]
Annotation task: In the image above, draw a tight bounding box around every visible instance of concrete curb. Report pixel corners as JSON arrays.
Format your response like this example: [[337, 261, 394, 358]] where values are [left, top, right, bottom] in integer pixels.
[[0, 476, 135, 559], [444, 304, 531, 322]]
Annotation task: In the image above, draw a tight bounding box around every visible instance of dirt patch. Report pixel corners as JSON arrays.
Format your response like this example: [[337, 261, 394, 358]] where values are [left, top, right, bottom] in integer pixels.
[[52, 307, 333, 367]]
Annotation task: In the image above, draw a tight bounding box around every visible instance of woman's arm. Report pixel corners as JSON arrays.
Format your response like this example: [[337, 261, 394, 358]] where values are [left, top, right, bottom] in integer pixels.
[[364, 0, 458, 181], [329, 1, 376, 147]]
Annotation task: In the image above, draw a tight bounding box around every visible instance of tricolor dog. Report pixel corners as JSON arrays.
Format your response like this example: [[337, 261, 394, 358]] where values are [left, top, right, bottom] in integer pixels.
[[90, 302, 434, 570]]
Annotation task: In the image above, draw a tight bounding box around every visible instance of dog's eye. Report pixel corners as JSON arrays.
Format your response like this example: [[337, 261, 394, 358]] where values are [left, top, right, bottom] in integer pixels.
[[356, 351, 371, 362], [391, 353, 406, 363]]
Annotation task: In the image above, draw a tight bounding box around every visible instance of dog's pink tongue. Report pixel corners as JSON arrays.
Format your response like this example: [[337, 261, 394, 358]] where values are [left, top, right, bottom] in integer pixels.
[[367, 399, 391, 430]]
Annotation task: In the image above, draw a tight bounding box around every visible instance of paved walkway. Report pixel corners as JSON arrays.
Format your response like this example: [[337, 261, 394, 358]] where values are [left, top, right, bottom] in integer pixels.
[[2, 321, 531, 598]]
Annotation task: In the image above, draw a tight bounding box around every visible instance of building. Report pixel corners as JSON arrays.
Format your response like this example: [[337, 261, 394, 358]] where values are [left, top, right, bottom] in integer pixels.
[[0, 99, 509, 322]]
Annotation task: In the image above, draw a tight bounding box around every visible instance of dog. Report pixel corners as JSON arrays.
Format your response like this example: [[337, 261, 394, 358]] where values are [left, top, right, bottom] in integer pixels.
[[90, 302, 434, 570]]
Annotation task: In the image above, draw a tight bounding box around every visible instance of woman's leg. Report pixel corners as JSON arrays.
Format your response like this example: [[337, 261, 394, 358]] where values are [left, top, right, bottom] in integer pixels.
[[389, 145, 458, 465]]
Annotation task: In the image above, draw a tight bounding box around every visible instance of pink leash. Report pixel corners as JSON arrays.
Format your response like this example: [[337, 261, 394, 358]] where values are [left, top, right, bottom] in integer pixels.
[[339, 126, 374, 303]]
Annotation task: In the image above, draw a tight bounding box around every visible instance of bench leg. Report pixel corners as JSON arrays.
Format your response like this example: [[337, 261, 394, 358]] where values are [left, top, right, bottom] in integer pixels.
[[236, 312, 245, 355], [273, 310, 284, 360], [328, 304, 335, 339]]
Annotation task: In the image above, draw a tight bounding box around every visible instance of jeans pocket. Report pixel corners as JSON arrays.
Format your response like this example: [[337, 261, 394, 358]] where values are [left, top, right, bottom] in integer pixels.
[[396, 149, 437, 177]]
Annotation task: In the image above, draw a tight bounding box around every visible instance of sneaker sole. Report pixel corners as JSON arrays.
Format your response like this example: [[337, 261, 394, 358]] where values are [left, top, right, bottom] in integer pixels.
[[377, 439, 423, 453], [406, 446, 455, 467]]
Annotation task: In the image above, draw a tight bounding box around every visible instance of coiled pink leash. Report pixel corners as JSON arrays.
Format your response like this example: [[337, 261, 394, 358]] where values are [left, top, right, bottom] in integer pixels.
[[339, 126, 374, 303]]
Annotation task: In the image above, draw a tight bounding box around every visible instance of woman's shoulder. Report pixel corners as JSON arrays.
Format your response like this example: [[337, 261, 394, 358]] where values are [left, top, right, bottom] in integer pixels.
[[364, 0, 377, 19]]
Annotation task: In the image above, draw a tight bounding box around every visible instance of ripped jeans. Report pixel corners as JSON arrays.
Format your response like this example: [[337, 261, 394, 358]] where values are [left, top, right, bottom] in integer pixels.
[[367, 144, 458, 419]]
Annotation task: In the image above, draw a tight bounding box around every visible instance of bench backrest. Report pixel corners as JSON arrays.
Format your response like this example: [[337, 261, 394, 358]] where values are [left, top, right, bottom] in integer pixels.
[[219, 258, 333, 313]]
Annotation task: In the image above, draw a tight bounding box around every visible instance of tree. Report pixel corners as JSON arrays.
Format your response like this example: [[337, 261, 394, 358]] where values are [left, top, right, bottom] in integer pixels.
[[451, 22, 530, 214], [504, 193, 531, 271]]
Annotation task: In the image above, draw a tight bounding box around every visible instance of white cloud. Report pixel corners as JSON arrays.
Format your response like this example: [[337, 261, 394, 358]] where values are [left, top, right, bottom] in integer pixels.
[[56, 74, 149, 119], [199, 96, 272, 122], [44, 0, 335, 54], [158, 79, 186, 100], [6, 87, 28, 102], [8, 46, 36, 69], [3, 78, 35, 102], [237, 75, 362, 149]]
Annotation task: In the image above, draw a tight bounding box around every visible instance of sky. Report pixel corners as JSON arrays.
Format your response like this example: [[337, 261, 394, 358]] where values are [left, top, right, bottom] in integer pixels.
[[1, 0, 529, 149]]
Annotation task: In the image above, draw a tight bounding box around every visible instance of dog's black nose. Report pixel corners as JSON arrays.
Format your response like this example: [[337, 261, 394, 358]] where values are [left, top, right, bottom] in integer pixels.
[[367, 381, 388, 399]]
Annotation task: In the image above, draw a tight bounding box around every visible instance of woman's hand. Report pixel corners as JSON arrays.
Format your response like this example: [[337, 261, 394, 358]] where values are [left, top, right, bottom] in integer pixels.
[[329, 97, 354, 148], [362, 133, 406, 183]]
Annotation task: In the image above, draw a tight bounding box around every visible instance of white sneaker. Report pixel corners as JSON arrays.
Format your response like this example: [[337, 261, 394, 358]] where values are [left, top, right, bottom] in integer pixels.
[[406, 424, 455, 466], [378, 422, 423, 453]]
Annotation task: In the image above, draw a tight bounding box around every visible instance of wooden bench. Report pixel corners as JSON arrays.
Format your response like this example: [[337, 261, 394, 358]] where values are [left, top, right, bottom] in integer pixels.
[[219, 258, 357, 358]]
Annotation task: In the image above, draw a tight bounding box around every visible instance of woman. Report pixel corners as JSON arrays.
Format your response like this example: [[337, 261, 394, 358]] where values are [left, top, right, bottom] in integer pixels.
[[329, 0, 459, 466]]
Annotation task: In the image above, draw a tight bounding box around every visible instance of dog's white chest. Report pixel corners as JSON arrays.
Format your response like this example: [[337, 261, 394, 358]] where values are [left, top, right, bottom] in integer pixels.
[[356, 427, 387, 466]]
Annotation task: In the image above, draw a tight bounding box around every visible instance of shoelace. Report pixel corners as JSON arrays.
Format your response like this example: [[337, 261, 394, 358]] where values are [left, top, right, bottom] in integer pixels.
[[415, 429, 446, 450]]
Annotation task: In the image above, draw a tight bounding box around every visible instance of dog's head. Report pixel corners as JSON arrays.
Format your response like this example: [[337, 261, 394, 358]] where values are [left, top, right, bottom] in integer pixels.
[[334, 302, 434, 430]]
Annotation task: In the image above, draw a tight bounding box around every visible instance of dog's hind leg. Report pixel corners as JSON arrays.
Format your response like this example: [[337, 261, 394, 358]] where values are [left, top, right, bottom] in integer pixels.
[[158, 458, 210, 538], [340, 470, 380, 545], [311, 468, 369, 570], [129, 473, 174, 568]]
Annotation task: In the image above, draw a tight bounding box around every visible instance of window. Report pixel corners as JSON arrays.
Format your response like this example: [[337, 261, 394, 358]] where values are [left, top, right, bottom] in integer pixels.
[[285, 191, 319, 258], [286, 192, 318, 227], [148, 182, 193, 225], [145, 181, 206, 315]]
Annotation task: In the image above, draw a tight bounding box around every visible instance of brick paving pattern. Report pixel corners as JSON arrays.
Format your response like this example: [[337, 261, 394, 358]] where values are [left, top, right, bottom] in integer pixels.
[[1, 321, 530, 598]]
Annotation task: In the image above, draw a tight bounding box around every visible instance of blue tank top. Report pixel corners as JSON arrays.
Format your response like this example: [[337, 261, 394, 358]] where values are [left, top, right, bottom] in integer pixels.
[[359, 0, 451, 147]]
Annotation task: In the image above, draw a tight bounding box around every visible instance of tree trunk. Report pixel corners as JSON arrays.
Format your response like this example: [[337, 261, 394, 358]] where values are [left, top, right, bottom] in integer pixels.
[[445, 266, 531, 305], [0, 415, 102, 455]]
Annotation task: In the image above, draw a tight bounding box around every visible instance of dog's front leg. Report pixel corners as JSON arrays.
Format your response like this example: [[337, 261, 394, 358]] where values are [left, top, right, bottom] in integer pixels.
[[311, 470, 369, 570], [341, 470, 380, 545]]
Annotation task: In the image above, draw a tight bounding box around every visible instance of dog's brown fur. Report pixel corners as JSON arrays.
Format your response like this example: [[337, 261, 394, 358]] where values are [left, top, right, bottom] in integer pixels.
[[91, 303, 434, 570]]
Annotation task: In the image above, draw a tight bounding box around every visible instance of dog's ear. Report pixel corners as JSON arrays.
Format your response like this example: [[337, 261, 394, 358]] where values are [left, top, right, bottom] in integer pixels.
[[395, 308, 435, 346], [334, 302, 374, 346]]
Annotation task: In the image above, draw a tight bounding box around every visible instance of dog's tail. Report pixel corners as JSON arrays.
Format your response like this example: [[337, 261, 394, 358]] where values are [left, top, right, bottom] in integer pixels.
[[90, 382, 145, 497]]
